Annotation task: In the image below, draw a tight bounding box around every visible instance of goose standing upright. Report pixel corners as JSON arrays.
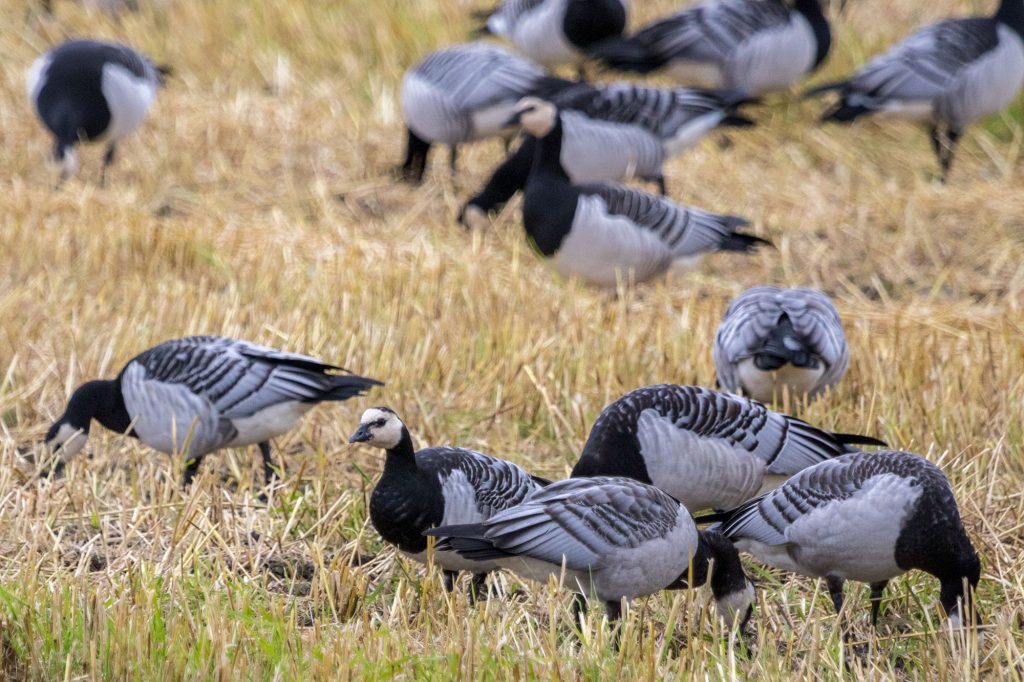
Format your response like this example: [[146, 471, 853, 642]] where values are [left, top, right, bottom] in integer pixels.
[[461, 83, 755, 223], [588, 0, 831, 94], [714, 286, 849, 403], [571, 384, 886, 512], [44, 336, 381, 489], [806, 0, 1024, 181], [507, 98, 769, 288], [348, 408, 548, 600], [427, 476, 754, 627], [26, 39, 169, 183], [696, 451, 981, 628], [482, 0, 628, 69], [399, 42, 567, 182]]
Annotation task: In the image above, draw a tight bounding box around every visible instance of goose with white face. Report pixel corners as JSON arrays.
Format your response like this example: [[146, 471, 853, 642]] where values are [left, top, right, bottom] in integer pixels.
[[349, 408, 406, 449], [507, 97, 558, 137]]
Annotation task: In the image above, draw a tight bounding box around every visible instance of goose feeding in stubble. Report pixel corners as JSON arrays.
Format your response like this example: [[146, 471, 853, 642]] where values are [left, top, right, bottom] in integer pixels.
[[506, 98, 769, 288], [714, 286, 849, 404], [461, 83, 755, 223], [44, 336, 381, 489], [427, 476, 754, 627], [805, 0, 1024, 181], [348, 407, 549, 600], [481, 0, 628, 69], [696, 451, 981, 629], [26, 39, 169, 183], [588, 0, 830, 95], [571, 384, 886, 512], [399, 42, 569, 182]]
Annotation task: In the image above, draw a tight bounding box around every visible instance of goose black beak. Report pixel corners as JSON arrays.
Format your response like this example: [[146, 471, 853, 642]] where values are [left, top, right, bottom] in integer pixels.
[[348, 426, 371, 444]]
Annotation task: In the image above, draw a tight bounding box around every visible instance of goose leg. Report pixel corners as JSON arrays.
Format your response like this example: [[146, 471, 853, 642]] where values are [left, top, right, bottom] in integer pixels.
[[939, 129, 961, 184], [826, 575, 845, 616], [449, 145, 459, 175], [604, 599, 622, 623], [101, 143, 116, 187], [655, 176, 667, 196], [182, 455, 203, 489], [442, 570, 458, 593], [258, 441, 277, 485], [468, 572, 489, 605], [869, 581, 888, 626], [571, 592, 588, 629]]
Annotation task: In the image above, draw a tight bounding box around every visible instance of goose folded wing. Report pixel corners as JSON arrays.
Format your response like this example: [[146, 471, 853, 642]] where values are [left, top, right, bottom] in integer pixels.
[[422, 45, 547, 109], [96, 41, 158, 81], [782, 290, 849, 375], [423, 448, 543, 518]]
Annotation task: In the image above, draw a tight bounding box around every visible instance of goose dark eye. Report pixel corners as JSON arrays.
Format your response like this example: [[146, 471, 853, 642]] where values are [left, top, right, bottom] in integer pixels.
[[375, 420, 386, 427]]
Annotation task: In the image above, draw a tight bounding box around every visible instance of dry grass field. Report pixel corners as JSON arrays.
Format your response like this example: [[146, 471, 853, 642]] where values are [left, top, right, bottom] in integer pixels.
[[1, 0, 1023, 678]]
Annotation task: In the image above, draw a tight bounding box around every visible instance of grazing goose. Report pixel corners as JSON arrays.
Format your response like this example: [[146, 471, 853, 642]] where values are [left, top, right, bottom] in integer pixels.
[[26, 39, 169, 183], [348, 407, 548, 600], [481, 0, 628, 69], [806, 0, 1024, 181], [507, 98, 769, 288], [461, 83, 754, 223], [427, 476, 754, 627], [571, 384, 886, 512], [44, 336, 381, 488], [714, 286, 849, 403], [588, 0, 831, 95], [696, 451, 981, 628], [399, 42, 568, 182]]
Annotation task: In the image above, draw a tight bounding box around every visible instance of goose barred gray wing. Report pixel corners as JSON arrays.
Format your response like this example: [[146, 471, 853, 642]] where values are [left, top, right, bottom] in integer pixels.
[[431, 476, 686, 568], [123, 335, 378, 420], [579, 183, 757, 257], [714, 286, 848, 396], [409, 43, 547, 113], [418, 447, 547, 521], [486, 0, 549, 35], [90, 40, 163, 83]]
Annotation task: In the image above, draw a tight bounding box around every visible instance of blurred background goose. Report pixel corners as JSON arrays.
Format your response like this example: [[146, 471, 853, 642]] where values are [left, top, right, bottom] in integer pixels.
[[572, 384, 885, 512], [806, 0, 1024, 181], [26, 39, 169, 183], [714, 286, 849, 403], [697, 451, 981, 629], [428, 476, 754, 628], [587, 0, 831, 95], [44, 336, 381, 490]]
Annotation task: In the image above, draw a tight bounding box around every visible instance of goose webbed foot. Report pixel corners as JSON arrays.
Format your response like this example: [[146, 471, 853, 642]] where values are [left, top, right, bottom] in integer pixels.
[[181, 456, 203, 489]]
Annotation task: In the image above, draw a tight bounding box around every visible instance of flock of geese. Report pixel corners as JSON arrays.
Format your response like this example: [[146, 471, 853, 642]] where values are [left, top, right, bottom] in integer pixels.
[[26, 0, 1014, 647]]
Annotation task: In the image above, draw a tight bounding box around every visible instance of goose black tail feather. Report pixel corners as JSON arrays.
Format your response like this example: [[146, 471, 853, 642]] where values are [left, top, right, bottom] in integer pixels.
[[719, 232, 773, 253], [585, 37, 664, 74], [319, 374, 385, 401], [425, 524, 514, 561], [821, 102, 872, 123], [832, 432, 888, 451], [802, 80, 848, 99], [156, 64, 173, 86], [720, 114, 756, 128]]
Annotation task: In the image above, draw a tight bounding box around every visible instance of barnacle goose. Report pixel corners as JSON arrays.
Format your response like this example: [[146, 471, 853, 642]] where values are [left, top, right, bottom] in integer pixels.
[[26, 39, 169, 183], [44, 336, 381, 489], [461, 83, 754, 223], [399, 42, 569, 183], [806, 0, 1024, 181], [348, 407, 549, 600], [588, 0, 831, 95], [714, 286, 849, 404], [505, 98, 769, 288], [696, 451, 981, 628], [481, 0, 628, 69], [427, 476, 754, 627], [571, 384, 886, 512]]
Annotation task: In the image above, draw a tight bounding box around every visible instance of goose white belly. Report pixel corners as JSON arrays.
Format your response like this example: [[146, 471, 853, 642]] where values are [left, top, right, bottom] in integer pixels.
[[99, 63, 157, 142], [510, 0, 579, 67], [636, 409, 766, 511], [739, 473, 921, 583], [555, 195, 671, 287], [226, 401, 315, 447], [400, 72, 464, 144], [729, 15, 815, 94], [736, 359, 827, 403]]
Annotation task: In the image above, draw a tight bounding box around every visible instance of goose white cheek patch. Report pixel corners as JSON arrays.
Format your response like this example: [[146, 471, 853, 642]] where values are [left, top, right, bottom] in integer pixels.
[[50, 423, 87, 460]]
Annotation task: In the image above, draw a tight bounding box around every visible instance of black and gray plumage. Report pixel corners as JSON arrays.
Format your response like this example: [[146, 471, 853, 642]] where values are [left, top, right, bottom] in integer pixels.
[[806, 0, 1024, 181], [399, 42, 568, 182], [348, 407, 549, 601], [26, 39, 169, 183], [44, 336, 381, 489], [505, 98, 769, 288], [427, 476, 754, 626], [481, 0, 628, 69], [461, 83, 755, 222], [588, 0, 831, 95], [714, 286, 849, 403], [571, 384, 886, 512], [696, 451, 981, 628]]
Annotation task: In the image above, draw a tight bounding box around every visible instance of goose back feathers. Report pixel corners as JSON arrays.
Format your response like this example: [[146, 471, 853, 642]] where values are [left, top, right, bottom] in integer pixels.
[[571, 384, 884, 511], [702, 451, 980, 626], [714, 286, 849, 403]]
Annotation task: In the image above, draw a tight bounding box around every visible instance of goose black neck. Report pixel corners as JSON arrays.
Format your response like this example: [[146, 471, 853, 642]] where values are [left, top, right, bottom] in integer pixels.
[[563, 0, 627, 48], [530, 114, 571, 184], [383, 427, 417, 469], [64, 379, 131, 435], [996, 0, 1024, 35], [793, 0, 831, 68], [699, 531, 749, 602]]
